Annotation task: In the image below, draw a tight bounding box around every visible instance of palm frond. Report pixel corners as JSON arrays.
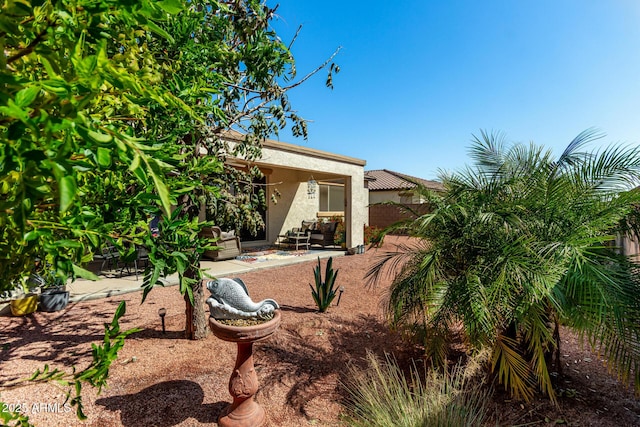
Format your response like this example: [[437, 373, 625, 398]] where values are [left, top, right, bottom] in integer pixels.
[[555, 127, 603, 170], [491, 334, 536, 402], [520, 303, 557, 401], [384, 250, 443, 326], [579, 143, 640, 192], [364, 239, 430, 288], [468, 129, 508, 175]]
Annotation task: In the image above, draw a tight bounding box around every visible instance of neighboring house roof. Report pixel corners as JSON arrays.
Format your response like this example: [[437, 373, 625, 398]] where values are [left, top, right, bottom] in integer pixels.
[[365, 169, 444, 192]]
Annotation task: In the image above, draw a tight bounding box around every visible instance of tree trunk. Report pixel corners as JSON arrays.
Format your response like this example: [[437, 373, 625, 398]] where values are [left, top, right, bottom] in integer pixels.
[[552, 318, 562, 376], [184, 265, 209, 340], [176, 188, 209, 340]]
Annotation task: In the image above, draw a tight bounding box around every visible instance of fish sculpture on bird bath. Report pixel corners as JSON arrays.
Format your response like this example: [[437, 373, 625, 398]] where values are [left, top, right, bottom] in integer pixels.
[[206, 278, 281, 427]]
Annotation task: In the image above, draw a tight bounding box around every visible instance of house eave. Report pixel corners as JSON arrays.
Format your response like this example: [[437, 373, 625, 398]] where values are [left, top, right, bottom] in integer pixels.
[[222, 130, 366, 167]]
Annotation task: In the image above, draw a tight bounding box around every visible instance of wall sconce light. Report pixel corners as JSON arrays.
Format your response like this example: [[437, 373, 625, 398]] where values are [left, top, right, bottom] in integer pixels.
[[307, 176, 317, 199], [158, 308, 167, 334]]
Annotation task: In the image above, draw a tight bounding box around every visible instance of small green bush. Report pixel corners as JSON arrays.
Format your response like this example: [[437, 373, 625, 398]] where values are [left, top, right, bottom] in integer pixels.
[[342, 351, 491, 427], [310, 256, 339, 312]]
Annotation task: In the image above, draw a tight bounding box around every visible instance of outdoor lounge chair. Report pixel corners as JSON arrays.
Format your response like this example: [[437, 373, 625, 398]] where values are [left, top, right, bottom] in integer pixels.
[[200, 226, 242, 261], [309, 221, 338, 248], [118, 245, 149, 280]]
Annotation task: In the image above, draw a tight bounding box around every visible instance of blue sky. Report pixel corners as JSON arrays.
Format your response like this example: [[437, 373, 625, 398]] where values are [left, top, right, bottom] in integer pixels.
[[268, 1, 640, 179]]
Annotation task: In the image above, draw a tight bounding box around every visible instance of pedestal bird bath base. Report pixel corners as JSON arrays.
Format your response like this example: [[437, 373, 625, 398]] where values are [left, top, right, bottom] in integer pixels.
[[209, 311, 281, 427]]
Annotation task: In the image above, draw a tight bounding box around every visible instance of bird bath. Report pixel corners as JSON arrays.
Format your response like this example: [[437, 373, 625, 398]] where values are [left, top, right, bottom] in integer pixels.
[[209, 311, 281, 427], [205, 277, 281, 427]]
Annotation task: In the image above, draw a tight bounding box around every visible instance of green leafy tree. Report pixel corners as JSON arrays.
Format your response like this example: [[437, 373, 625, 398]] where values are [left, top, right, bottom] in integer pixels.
[[2, 0, 337, 423], [1, 0, 339, 339], [367, 130, 640, 401], [1, 0, 188, 289], [117, 0, 340, 338], [1, 2, 188, 423]]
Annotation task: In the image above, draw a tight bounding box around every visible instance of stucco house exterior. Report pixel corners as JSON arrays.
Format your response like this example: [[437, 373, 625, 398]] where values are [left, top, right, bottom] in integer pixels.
[[365, 169, 443, 229], [221, 132, 368, 249]]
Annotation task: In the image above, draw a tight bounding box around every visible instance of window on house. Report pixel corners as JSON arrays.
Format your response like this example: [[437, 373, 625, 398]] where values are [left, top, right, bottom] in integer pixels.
[[319, 183, 344, 212]]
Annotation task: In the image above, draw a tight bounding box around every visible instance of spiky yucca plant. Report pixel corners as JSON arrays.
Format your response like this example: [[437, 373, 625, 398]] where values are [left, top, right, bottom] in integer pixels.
[[367, 129, 640, 402], [310, 256, 339, 312]]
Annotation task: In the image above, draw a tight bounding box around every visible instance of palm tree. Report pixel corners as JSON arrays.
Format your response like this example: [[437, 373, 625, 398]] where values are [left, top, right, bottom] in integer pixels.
[[367, 129, 640, 401]]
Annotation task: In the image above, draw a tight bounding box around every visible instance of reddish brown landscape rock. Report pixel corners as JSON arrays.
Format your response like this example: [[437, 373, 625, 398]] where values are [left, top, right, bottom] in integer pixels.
[[1, 236, 639, 426]]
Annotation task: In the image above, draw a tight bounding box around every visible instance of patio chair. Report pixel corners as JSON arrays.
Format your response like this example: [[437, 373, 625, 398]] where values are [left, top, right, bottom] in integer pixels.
[[276, 220, 317, 250], [118, 245, 149, 280], [276, 227, 311, 250], [95, 246, 120, 273], [301, 220, 317, 233], [310, 221, 338, 248], [200, 226, 242, 261]]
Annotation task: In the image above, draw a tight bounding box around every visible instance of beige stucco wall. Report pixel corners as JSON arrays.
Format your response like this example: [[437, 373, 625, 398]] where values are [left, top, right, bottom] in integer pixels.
[[616, 234, 640, 263], [349, 173, 369, 243], [267, 168, 319, 241], [369, 190, 402, 204], [369, 189, 426, 204]]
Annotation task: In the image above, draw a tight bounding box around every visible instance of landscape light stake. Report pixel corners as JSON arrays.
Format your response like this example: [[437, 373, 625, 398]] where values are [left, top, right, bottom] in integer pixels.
[[336, 286, 345, 306], [158, 308, 166, 334]]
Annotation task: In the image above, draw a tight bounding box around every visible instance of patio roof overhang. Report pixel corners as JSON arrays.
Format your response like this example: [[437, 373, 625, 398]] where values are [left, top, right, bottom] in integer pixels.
[[221, 130, 366, 180]]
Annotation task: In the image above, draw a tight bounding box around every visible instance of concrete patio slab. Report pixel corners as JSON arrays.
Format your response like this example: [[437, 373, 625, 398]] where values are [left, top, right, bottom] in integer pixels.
[[66, 249, 345, 302]]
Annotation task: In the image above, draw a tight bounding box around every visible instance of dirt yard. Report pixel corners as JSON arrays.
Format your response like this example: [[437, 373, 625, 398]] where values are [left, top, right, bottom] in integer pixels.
[[1, 236, 639, 426]]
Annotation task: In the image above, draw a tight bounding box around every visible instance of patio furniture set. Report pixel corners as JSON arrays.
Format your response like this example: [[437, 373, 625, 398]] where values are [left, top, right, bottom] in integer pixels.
[[276, 220, 339, 250], [95, 220, 339, 273], [94, 245, 149, 279]]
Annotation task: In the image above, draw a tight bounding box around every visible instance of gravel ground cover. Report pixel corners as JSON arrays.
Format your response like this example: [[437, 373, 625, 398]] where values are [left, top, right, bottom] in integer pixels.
[[1, 236, 639, 426]]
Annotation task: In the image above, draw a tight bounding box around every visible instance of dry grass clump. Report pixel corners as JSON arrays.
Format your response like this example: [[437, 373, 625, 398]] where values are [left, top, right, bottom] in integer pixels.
[[341, 350, 491, 427]]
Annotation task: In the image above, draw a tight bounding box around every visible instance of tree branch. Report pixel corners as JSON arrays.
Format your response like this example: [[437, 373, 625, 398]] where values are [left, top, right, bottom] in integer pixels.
[[222, 45, 341, 98], [7, 27, 49, 64], [282, 46, 342, 91], [288, 24, 303, 51]]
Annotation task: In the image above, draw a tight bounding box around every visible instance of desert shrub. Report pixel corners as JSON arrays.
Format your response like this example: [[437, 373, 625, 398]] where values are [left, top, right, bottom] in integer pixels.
[[342, 351, 491, 427], [310, 256, 339, 312]]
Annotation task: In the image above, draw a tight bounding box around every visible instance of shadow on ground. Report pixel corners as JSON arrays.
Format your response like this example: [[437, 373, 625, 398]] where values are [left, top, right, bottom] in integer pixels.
[[0, 299, 125, 382], [257, 312, 422, 420], [95, 380, 226, 427]]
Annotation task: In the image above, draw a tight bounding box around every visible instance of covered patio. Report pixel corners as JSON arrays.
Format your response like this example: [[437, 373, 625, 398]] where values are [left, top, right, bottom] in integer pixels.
[[221, 133, 368, 251]]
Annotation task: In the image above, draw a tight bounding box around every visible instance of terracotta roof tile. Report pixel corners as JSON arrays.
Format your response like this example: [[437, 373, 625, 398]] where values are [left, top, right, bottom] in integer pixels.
[[365, 169, 444, 191]]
